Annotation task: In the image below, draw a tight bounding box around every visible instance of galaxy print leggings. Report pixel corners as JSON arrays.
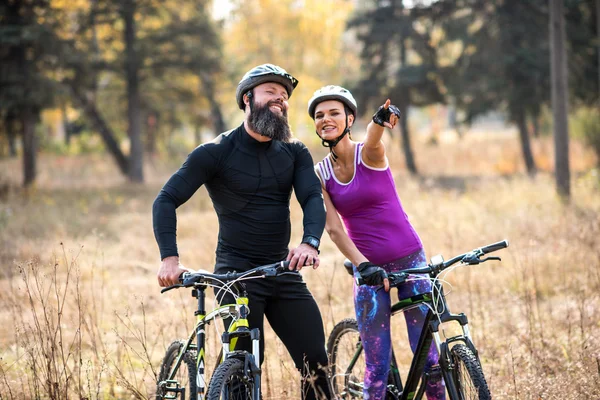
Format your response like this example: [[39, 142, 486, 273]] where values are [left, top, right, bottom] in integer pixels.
[[353, 249, 446, 400]]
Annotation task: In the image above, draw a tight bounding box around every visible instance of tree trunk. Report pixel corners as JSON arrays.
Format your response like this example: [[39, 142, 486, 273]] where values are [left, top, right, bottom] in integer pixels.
[[397, 34, 417, 175], [145, 111, 157, 154], [122, 0, 143, 182], [550, 0, 570, 198], [22, 108, 37, 187], [61, 102, 71, 146], [398, 102, 418, 175], [71, 86, 129, 175], [199, 71, 226, 135], [597, 0, 600, 103], [516, 112, 537, 176], [168, 107, 177, 155], [6, 114, 18, 157], [194, 122, 201, 145], [531, 114, 540, 138]]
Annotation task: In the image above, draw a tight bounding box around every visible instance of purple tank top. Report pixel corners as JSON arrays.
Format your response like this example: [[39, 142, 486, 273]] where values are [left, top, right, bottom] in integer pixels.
[[316, 143, 422, 265]]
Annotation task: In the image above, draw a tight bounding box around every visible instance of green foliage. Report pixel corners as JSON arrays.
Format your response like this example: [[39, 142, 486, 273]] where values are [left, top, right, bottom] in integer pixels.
[[41, 132, 106, 156], [571, 107, 600, 166], [566, 1, 600, 105], [0, 1, 65, 113], [347, 0, 444, 114]]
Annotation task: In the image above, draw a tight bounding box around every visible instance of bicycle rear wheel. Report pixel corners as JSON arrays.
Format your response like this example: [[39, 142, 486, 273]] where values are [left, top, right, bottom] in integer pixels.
[[449, 344, 491, 400], [327, 318, 366, 399], [207, 357, 257, 400], [156, 340, 198, 400]]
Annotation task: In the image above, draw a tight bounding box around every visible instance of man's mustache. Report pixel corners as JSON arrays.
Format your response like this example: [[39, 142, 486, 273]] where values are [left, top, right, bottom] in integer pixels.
[[265, 100, 287, 115]]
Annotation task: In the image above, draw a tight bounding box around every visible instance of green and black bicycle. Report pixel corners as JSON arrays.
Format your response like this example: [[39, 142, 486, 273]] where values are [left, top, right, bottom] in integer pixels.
[[155, 260, 292, 400], [328, 240, 509, 400]]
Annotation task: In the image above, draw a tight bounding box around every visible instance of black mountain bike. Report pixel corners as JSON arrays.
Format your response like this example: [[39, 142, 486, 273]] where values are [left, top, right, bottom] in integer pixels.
[[156, 261, 292, 400], [328, 240, 509, 400]]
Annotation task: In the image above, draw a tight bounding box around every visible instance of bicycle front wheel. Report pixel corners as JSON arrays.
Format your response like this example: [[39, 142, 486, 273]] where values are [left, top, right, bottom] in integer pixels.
[[327, 318, 365, 399], [156, 340, 198, 400], [449, 344, 491, 400], [207, 357, 257, 400]]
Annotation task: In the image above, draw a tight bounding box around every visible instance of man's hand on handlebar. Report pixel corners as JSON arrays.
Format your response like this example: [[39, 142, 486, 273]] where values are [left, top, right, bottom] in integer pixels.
[[158, 256, 191, 287], [286, 243, 320, 271]]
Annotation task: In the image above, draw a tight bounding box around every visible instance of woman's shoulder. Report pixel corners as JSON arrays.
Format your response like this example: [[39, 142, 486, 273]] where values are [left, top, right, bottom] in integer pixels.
[[314, 155, 332, 182]]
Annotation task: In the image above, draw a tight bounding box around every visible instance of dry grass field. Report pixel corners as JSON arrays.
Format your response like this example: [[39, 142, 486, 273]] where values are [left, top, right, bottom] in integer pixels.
[[0, 129, 598, 399]]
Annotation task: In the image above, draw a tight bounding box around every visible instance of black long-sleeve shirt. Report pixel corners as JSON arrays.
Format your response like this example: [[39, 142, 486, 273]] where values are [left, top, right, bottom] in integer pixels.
[[152, 124, 325, 272]]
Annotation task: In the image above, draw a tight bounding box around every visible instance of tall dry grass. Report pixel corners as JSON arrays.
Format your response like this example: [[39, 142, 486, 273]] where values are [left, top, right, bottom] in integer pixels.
[[0, 130, 598, 399]]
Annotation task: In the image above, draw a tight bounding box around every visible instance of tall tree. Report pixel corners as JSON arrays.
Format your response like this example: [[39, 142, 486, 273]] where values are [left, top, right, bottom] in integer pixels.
[[0, 0, 62, 186], [597, 0, 600, 102], [347, 0, 445, 175], [122, 0, 143, 182], [435, 0, 548, 176], [59, 0, 223, 180], [550, 0, 570, 198]]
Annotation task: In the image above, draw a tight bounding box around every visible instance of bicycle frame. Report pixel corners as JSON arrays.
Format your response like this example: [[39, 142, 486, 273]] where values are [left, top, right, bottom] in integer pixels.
[[335, 241, 508, 400], [342, 282, 478, 400], [160, 284, 261, 400]]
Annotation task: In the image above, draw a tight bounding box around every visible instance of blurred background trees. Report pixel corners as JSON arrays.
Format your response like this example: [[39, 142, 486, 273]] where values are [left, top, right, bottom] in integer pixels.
[[0, 0, 598, 196]]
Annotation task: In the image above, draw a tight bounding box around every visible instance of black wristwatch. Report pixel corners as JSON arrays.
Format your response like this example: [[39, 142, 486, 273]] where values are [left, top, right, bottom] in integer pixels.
[[301, 236, 321, 254]]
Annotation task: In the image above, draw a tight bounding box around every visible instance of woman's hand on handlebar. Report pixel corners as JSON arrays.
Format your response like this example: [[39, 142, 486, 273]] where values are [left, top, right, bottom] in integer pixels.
[[357, 262, 390, 292]]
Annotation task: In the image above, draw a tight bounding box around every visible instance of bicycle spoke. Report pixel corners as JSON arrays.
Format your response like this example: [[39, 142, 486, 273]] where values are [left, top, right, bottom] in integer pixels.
[[456, 361, 478, 399], [328, 319, 366, 399]]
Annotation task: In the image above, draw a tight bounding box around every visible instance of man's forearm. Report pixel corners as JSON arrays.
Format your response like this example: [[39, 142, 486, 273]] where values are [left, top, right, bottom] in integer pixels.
[[152, 192, 179, 259], [301, 193, 326, 242]]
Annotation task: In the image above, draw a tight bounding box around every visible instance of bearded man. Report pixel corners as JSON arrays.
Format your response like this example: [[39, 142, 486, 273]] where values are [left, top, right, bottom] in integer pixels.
[[152, 64, 331, 399]]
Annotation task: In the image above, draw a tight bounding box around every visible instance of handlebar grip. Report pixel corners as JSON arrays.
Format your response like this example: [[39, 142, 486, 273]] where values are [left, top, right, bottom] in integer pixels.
[[480, 240, 509, 254]]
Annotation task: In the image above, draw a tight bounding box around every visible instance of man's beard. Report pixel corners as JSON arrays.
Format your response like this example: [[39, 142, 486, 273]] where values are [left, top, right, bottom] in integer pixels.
[[248, 97, 292, 142]]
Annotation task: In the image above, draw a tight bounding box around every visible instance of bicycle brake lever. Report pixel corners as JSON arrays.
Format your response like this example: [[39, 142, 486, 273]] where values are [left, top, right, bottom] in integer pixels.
[[480, 256, 501, 263], [262, 266, 286, 277], [160, 284, 183, 293], [462, 250, 486, 265]]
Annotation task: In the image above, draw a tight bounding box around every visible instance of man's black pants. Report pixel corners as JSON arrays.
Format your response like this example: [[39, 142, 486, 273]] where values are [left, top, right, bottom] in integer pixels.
[[216, 271, 332, 400]]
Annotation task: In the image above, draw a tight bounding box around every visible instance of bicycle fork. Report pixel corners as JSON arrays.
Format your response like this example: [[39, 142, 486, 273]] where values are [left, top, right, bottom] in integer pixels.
[[433, 313, 478, 400], [221, 297, 262, 399]]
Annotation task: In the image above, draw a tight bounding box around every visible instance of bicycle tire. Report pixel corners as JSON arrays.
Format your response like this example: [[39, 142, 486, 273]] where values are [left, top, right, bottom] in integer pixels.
[[327, 318, 366, 399], [449, 344, 491, 400], [156, 340, 198, 400], [206, 357, 257, 400]]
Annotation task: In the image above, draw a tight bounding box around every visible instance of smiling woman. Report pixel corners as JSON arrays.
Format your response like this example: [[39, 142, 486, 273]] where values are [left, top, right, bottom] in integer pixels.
[[309, 85, 447, 399]]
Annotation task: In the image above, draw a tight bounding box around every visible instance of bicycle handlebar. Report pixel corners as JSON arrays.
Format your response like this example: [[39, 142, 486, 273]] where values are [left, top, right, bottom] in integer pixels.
[[160, 260, 292, 293], [375, 240, 509, 287]]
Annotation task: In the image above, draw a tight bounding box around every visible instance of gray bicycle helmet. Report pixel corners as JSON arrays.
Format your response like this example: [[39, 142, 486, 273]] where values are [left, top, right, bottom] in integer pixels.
[[236, 64, 299, 110], [307, 85, 358, 119]]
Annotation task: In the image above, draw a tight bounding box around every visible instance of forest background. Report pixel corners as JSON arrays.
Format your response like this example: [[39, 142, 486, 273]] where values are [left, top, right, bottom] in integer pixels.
[[0, 0, 599, 399]]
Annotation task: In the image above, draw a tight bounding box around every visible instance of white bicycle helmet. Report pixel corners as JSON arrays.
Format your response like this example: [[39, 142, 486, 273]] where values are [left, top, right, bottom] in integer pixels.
[[236, 64, 299, 110], [307, 85, 358, 119]]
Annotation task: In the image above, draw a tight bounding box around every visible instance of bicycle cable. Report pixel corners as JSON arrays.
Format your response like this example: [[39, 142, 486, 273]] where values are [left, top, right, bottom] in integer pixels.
[[432, 261, 473, 340]]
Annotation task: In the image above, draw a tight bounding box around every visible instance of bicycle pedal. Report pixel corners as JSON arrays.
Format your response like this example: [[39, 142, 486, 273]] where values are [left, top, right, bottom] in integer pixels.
[[157, 380, 186, 399]]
